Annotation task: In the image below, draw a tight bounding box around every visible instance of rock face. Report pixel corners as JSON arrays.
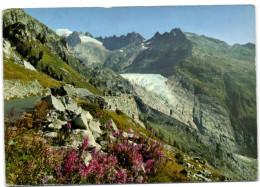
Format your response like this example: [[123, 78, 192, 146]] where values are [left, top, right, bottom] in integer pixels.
[[4, 80, 49, 100], [66, 31, 81, 48], [122, 73, 238, 152], [104, 95, 139, 120], [125, 28, 192, 77], [101, 32, 145, 50]]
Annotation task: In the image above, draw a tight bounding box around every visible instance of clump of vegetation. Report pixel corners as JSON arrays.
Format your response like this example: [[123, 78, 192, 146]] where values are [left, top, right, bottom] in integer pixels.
[[53, 129, 166, 184], [4, 100, 167, 185]]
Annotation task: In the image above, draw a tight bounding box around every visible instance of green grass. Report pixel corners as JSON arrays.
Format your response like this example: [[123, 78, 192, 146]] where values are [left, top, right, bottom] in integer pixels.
[[23, 40, 101, 95], [4, 56, 61, 88]]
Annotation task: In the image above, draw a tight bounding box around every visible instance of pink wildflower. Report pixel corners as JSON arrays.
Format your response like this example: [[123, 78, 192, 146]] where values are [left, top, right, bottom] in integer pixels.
[[107, 121, 111, 129], [81, 137, 89, 151], [66, 121, 71, 129], [64, 151, 78, 173]]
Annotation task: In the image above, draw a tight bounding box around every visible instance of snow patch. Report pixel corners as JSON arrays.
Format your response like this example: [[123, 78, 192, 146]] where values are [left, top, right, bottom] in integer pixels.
[[56, 29, 73, 37], [79, 36, 103, 46]]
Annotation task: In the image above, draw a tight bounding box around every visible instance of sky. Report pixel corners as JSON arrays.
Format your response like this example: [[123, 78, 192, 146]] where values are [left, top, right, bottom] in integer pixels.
[[22, 5, 255, 45]]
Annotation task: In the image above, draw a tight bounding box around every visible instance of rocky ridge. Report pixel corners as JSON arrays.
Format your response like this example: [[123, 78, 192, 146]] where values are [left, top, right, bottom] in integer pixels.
[[97, 32, 145, 51]]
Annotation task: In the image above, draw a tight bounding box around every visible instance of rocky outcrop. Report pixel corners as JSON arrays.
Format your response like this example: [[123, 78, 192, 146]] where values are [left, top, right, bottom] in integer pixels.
[[4, 80, 50, 100], [104, 95, 139, 120], [66, 31, 81, 48], [41, 92, 139, 154]]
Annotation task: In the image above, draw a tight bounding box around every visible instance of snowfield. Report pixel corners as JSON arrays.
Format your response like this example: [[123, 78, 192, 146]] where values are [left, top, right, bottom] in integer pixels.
[[79, 36, 103, 46], [56, 29, 72, 37]]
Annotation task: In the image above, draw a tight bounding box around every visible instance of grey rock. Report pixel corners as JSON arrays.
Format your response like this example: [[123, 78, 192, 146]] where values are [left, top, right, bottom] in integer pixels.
[[44, 132, 58, 138], [23, 60, 37, 71], [89, 120, 102, 134], [72, 110, 92, 129], [92, 132, 101, 139], [48, 119, 67, 130], [83, 95, 108, 110], [83, 152, 92, 167], [71, 129, 97, 149], [44, 95, 66, 111]]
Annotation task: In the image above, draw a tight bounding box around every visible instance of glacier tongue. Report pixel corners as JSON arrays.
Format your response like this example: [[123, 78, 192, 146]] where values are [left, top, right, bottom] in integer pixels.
[[121, 73, 177, 109]]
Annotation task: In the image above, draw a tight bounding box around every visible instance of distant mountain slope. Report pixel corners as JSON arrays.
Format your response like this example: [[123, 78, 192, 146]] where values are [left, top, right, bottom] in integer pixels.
[[66, 31, 145, 72], [125, 28, 192, 77]]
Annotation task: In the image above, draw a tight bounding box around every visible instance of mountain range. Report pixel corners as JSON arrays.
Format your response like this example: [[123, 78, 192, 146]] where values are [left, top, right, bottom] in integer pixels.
[[3, 8, 257, 183]]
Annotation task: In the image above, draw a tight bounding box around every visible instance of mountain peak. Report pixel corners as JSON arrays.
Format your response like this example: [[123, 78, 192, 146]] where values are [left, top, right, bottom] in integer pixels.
[[170, 28, 182, 34], [66, 31, 81, 47], [85, 32, 93, 37], [102, 32, 145, 50]]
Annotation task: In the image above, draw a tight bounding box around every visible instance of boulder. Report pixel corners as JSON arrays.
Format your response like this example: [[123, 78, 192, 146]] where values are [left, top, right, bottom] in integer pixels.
[[44, 95, 66, 111], [62, 96, 79, 113], [83, 152, 92, 167], [44, 132, 58, 138], [92, 132, 101, 139], [72, 110, 92, 129], [71, 129, 97, 149], [23, 60, 37, 71], [89, 120, 102, 134], [48, 119, 67, 130]]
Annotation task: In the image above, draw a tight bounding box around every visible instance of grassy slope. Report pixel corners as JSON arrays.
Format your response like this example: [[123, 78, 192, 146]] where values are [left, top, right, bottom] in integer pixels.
[[3, 9, 101, 95], [4, 55, 61, 88]]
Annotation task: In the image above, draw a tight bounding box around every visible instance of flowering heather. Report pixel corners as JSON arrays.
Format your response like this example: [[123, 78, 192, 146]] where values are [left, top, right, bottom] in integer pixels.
[[66, 122, 71, 130], [53, 128, 166, 184], [107, 121, 111, 129], [63, 150, 78, 173], [81, 137, 89, 151], [5, 107, 167, 185]]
